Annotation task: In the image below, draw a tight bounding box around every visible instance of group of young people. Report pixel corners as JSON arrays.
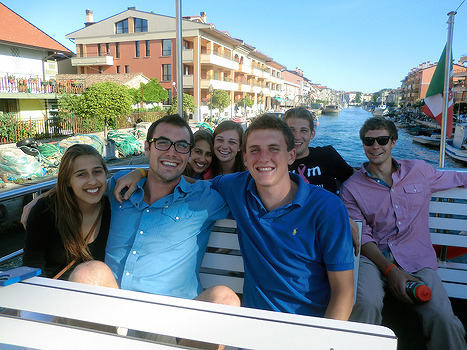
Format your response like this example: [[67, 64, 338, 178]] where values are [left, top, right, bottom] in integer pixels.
[[21, 109, 466, 349]]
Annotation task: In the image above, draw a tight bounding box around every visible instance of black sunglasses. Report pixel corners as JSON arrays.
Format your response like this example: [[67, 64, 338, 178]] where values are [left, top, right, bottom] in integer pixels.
[[148, 137, 192, 154], [362, 136, 392, 147]]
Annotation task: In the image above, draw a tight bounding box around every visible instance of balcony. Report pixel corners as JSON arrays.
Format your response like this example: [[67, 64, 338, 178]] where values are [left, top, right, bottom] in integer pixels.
[[252, 67, 262, 78], [183, 75, 194, 88], [0, 75, 86, 96], [262, 71, 271, 80], [201, 74, 237, 91], [200, 50, 239, 71], [71, 55, 114, 67], [182, 49, 194, 63], [239, 63, 251, 74], [238, 81, 251, 92]]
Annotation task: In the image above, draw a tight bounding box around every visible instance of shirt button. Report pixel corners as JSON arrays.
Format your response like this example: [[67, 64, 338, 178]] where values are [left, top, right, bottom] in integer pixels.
[[175, 216, 179, 220], [132, 251, 136, 255], [414, 189, 417, 192], [125, 272, 129, 276], [119, 205, 122, 209], [398, 221, 401, 225], [140, 230, 143, 234], [395, 205, 398, 208], [164, 206, 168, 208], [391, 189, 394, 192], [146, 209, 150, 213]]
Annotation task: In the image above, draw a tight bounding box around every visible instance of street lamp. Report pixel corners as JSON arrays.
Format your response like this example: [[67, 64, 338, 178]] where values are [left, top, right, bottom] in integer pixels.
[[209, 84, 214, 121]]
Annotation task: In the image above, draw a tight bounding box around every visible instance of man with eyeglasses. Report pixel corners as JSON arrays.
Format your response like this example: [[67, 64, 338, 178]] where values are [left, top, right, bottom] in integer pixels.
[[340, 117, 467, 350], [104, 114, 239, 312]]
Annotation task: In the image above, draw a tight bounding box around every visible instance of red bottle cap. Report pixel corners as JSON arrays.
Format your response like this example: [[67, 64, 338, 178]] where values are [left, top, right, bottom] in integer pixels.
[[414, 284, 432, 302]]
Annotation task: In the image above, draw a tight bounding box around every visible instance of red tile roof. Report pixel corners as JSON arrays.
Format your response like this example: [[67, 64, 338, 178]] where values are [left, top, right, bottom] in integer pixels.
[[0, 2, 71, 53]]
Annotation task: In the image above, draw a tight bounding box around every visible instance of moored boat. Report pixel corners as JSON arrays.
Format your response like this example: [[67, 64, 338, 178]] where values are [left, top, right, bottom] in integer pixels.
[[412, 134, 441, 147], [322, 105, 340, 115], [445, 123, 467, 163]]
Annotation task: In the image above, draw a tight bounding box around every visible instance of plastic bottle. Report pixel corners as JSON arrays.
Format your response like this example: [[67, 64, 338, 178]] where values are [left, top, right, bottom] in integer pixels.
[[405, 281, 432, 303]]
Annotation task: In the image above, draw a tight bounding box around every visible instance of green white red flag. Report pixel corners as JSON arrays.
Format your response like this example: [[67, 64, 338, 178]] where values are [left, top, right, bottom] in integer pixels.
[[421, 45, 454, 138]]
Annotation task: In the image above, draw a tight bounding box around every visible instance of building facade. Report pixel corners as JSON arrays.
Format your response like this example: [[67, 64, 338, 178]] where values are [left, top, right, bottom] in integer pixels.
[[66, 7, 286, 121]]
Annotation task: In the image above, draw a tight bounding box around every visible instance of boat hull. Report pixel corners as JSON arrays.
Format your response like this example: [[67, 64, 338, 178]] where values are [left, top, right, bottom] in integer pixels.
[[445, 140, 467, 163]]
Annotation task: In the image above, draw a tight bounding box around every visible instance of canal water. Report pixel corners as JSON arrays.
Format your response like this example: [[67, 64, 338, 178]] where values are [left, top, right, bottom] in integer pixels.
[[313, 107, 466, 169]]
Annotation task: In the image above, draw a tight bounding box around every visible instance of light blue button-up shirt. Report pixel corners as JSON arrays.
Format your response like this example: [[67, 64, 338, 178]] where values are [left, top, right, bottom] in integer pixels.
[[105, 171, 229, 299]]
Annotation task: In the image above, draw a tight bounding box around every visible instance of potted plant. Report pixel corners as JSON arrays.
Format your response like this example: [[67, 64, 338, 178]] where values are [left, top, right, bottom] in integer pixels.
[[29, 77, 37, 83], [8, 75, 15, 83], [49, 79, 56, 86]]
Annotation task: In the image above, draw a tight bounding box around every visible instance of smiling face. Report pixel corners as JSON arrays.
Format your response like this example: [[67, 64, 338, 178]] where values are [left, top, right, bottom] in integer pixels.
[[145, 122, 191, 183], [363, 128, 396, 167], [189, 139, 213, 174], [68, 155, 107, 209], [214, 129, 241, 165], [285, 117, 315, 159], [244, 129, 296, 191]]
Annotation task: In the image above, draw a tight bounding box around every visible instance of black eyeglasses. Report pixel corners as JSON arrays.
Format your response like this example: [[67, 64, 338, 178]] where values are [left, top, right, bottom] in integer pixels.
[[362, 136, 392, 147], [148, 137, 192, 154]]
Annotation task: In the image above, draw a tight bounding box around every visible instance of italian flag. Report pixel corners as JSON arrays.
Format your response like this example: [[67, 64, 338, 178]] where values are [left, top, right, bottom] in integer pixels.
[[422, 45, 454, 138]]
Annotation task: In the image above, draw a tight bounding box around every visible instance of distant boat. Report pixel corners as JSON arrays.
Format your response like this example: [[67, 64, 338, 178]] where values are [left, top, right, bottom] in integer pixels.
[[373, 104, 387, 117], [445, 123, 467, 163], [413, 134, 441, 147], [322, 105, 340, 115]]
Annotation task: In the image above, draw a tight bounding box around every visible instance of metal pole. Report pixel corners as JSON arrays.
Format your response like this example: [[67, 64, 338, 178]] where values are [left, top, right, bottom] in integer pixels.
[[175, 0, 184, 118], [439, 11, 456, 168]]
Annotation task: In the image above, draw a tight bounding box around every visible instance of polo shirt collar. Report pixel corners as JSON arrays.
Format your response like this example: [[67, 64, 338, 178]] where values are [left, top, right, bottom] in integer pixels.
[[245, 172, 306, 216]]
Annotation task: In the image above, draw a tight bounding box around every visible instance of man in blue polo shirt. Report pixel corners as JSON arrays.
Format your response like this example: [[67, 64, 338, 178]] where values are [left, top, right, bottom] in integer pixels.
[[116, 115, 354, 319], [211, 115, 354, 319]]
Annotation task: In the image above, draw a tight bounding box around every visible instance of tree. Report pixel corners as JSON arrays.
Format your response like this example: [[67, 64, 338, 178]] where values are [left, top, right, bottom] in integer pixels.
[[76, 82, 133, 137], [355, 92, 362, 104], [210, 90, 230, 114], [236, 95, 253, 115], [167, 93, 197, 118], [130, 79, 168, 106]]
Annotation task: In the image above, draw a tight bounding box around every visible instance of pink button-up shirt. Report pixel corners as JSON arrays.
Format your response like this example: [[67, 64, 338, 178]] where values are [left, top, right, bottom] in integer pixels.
[[340, 159, 467, 273]]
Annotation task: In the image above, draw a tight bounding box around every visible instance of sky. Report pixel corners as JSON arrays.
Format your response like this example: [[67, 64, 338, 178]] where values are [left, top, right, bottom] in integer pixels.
[[2, 0, 466, 94]]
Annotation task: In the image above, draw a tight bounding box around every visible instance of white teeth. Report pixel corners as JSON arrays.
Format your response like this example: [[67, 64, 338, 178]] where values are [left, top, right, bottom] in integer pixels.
[[195, 162, 205, 168], [258, 167, 273, 171], [218, 150, 230, 155], [86, 188, 98, 193], [162, 161, 177, 167]]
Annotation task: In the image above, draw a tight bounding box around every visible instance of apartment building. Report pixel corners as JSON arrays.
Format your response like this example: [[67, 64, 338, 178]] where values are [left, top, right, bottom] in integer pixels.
[[66, 7, 285, 121], [401, 59, 467, 107], [0, 2, 74, 120]]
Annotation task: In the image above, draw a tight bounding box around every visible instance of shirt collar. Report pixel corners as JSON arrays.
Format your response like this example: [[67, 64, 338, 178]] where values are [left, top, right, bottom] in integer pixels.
[[129, 175, 191, 206], [361, 158, 400, 177]]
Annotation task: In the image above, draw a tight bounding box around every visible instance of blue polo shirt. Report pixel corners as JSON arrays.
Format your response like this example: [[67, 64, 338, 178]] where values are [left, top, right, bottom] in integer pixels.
[[105, 171, 229, 299], [212, 171, 353, 316]]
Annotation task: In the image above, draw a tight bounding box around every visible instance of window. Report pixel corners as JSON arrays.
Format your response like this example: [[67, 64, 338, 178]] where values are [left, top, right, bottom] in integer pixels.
[[116, 66, 120, 73], [162, 64, 171, 81], [134, 18, 148, 32], [165, 89, 172, 104], [116, 19, 129, 34], [106, 43, 110, 55], [98, 66, 103, 74], [97, 44, 102, 56], [146, 40, 150, 57], [125, 65, 129, 73], [162, 39, 171, 56], [135, 41, 140, 58], [116, 43, 120, 59]]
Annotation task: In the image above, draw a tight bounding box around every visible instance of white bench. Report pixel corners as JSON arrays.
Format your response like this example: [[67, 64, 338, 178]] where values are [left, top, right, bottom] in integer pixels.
[[430, 187, 467, 299], [0, 277, 397, 349]]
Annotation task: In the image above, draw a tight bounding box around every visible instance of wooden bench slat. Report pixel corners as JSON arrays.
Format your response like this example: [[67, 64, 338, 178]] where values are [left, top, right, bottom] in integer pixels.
[[207, 232, 241, 250], [429, 217, 467, 231], [199, 273, 244, 294], [431, 187, 467, 200], [430, 233, 467, 247], [429, 201, 467, 216], [201, 252, 244, 272], [437, 266, 467, 283]]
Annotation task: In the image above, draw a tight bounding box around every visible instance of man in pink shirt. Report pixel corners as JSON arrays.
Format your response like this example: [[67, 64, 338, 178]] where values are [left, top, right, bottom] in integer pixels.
[[340, 117, 467, 350]]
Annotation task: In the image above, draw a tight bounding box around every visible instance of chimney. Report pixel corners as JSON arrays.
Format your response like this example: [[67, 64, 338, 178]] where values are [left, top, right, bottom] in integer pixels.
[[85, 9, 94, 27], [200, 12, 207, 23]]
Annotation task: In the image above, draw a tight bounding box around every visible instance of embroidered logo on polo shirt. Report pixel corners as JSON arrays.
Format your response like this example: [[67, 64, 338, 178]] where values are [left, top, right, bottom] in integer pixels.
[[292, 228, 297, 235]]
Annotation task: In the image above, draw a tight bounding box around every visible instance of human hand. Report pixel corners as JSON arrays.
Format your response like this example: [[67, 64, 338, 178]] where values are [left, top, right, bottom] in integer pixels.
[[113, 169, 145, 203], [21, 193, 44, 229], [349, 218, 360, 256], [386, 266, 421, 304]]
